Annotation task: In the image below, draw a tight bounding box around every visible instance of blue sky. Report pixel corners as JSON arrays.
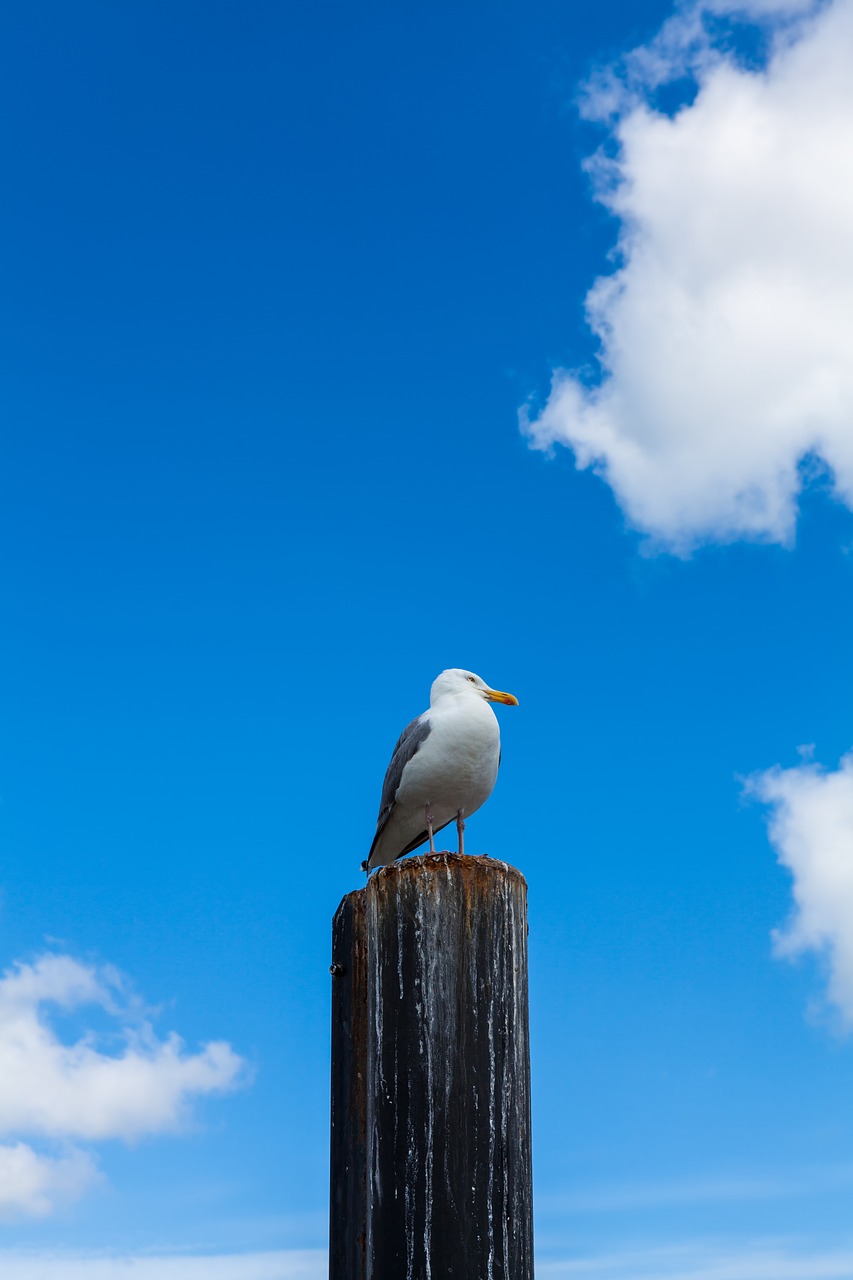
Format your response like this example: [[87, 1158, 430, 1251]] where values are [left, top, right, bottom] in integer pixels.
[[2, 0, 853, 1276]]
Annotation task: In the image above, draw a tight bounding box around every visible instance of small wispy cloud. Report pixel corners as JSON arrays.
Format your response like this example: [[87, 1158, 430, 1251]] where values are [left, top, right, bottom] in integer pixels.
[[0, 1144, 98, 1221], [523, 0, 853, 551], [0, 953, 249, 1218], [537, 1239, 853, 1279], [10, 1240, 853, 1280], [748, 752, 853, 1025], [0, 1250, 325, 1280], [2, 1244, 853, 1280]]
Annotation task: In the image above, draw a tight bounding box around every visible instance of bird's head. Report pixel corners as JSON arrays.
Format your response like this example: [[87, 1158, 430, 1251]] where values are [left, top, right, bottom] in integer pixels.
[[430, 668, 519, 707]]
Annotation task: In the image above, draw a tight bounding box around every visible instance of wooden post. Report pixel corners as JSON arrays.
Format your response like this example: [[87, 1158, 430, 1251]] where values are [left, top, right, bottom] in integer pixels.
[[329, 852, 534, 1280]]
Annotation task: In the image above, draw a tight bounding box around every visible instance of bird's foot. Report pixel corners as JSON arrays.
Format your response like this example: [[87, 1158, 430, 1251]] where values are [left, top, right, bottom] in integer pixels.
[[456, 809, 466, 857]]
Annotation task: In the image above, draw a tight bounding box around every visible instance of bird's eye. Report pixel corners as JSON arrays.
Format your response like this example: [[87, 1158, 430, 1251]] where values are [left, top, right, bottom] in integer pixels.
[[468, 676, 476, 683]]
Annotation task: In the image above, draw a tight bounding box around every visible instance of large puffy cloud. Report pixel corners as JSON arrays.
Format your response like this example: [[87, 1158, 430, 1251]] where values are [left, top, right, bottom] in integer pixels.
[[749, 753, 853, 1023], [523, 0, 853, 551], [0, 953, 248, 1218]]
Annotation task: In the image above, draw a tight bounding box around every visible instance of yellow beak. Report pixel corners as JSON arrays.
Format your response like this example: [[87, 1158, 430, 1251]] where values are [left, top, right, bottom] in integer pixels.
[[485, 688, 519, 706]]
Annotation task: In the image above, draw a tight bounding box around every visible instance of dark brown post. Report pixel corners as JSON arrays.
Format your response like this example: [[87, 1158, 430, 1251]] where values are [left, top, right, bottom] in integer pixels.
[[329, 852, 534, 1280]]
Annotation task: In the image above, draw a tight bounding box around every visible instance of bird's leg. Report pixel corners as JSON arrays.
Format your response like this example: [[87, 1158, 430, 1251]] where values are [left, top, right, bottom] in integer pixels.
[[457, 809, 465, 857], [425, 803, 436, 854]]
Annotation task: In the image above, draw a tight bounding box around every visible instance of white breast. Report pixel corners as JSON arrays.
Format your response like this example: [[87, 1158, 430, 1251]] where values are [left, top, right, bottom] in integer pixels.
[[396, 693, 501, 826]]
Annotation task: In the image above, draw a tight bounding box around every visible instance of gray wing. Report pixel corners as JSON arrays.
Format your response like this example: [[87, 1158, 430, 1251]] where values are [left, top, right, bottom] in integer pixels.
[[368, 714, 432, 854]]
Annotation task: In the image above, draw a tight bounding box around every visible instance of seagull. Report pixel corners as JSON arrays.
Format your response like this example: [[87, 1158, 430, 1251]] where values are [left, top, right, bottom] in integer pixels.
[[363, 668, 519, 871]]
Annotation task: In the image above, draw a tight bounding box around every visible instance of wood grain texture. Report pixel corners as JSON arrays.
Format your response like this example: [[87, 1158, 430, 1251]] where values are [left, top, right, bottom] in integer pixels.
[[330, 853, 534, 1280]]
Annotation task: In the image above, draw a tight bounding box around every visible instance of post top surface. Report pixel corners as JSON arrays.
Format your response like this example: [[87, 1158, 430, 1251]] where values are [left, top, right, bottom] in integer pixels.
[[335, 852, 527, 918]]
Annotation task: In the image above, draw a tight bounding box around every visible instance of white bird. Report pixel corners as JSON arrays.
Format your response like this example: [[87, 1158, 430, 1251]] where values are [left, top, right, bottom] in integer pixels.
[[364, 668, 519, 871]]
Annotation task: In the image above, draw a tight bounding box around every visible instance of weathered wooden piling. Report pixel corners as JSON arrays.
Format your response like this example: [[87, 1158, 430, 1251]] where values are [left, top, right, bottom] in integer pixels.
[[329, 852, 533, 1280]]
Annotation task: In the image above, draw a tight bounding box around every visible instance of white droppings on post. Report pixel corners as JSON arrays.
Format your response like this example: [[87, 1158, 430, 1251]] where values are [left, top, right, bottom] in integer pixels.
[[500, 876, 511, 1269], [367, 884, 384, 1237], [486, 887, 496, 1280], [416, 871, 434, 1280], [396, 875, 405, 1002], [404, 1113, 418, 1280]]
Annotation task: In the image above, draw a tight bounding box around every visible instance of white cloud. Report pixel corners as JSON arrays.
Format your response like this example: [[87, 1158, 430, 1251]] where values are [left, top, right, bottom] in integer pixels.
[[0, 954, 247, 1141], [537, 1239, 853, 1278], [523, 0, 853, 551], [0, 953, 248, 1218], [749, 753, 853, 1023], [0, 1251, 326, 1280], [0, 1144, 97, 1220]]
